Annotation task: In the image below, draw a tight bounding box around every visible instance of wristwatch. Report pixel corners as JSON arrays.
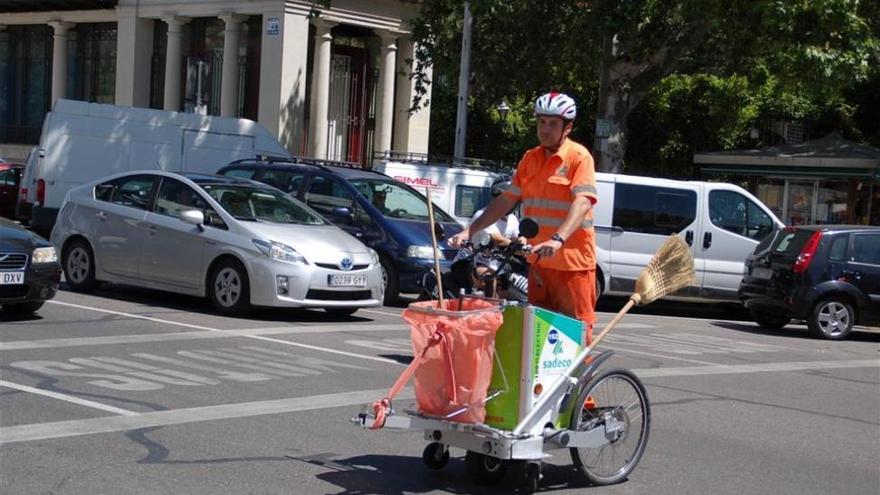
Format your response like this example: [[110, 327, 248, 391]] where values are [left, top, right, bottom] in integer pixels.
[[551, 233, 565, 244]]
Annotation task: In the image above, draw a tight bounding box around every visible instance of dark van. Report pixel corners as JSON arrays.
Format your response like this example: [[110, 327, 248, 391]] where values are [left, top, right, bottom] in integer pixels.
[[217, 157, 463, 302]]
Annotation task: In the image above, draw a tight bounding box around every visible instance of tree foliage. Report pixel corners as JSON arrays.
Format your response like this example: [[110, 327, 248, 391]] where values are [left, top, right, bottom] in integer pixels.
[[408, 0, 879, 175]]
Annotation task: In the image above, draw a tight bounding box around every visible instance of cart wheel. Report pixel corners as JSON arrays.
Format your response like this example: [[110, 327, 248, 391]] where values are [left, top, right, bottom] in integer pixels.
[[422, 442, 449, 470], [523, 462, 542, 494], [569, 368, 650, 486], [464, 451, 507, 485]]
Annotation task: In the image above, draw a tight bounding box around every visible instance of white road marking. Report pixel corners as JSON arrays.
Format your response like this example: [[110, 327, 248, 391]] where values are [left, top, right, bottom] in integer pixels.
[[42, 300, 402, 365], [0, 380, 137, 416], [0, 387, 415, 444], [0, 324, 412, 351], [2, 358, 876, 445], [359, 308, 405, 318]]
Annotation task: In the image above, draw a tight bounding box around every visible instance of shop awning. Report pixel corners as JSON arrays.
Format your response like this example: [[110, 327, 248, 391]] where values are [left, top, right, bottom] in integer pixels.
[[695, 133, 880, 179]]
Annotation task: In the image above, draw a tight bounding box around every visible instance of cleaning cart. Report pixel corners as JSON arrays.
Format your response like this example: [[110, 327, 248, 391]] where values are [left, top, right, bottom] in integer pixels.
[[353, 296, 651, 493], [353, 203, 694, 492]]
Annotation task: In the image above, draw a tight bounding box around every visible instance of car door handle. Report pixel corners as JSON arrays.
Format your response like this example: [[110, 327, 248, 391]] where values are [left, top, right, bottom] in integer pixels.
[[842, 270, 862, 280], [96, 211, 108, 221], [685, 230, 694, 246], [703, 232, 712, 249], [145, 225, 158, 235]]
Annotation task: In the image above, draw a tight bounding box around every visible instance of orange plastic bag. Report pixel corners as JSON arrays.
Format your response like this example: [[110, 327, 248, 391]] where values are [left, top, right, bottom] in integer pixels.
[[403, 298, 504, 423]]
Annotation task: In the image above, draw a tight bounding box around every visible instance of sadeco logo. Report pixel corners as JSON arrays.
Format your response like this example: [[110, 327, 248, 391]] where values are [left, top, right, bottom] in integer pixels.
[[542, 328, 570, 370]]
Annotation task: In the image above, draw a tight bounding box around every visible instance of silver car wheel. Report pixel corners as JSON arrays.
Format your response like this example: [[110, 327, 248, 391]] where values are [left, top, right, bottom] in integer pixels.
[[66, 247, 90, 284], [817, 301, 850, 337], [214, 267, 242, 308]]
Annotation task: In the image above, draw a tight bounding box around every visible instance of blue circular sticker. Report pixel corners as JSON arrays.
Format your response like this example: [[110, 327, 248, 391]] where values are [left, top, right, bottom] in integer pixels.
[[547, 329, 559, 344]]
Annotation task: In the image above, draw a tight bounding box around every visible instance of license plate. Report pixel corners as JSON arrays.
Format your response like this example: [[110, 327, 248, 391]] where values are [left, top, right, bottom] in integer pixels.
[[0, 271, 24, 285], [328, 275, 367, 287], [751, 267, 773, 279]]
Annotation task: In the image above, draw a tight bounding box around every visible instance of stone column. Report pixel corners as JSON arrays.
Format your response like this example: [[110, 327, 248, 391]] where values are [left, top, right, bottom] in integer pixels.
[[49, 21, 73, 105], [257, 12, 310, 154], [307, 19, 335, 159], [115, 15, 154, 107], [374, 31, 398, 157], [162, 16, 190, 111], [219, 14, 248, 117]]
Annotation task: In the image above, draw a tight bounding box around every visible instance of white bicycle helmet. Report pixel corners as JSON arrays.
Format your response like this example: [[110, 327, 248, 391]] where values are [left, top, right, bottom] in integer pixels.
[[535, 92, 577, 120]]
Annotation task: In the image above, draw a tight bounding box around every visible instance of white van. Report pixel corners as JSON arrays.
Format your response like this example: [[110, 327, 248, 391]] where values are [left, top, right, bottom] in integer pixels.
[[593, 173, 785, 302], [373, 153, 510, 225], [18, 99, 289, 236]]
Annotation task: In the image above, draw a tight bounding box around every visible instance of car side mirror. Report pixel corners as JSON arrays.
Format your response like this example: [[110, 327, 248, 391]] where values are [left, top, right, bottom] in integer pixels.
[[331, 207, 354, 223], [519, 217, 539, 239], [180, 209, 206, 231], [434, 222, 446, 239]]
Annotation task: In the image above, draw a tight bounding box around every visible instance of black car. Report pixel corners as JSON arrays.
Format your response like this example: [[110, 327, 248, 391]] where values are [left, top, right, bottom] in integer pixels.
[[216, 157, 463, 301], [0, 217, 62, 315], [739, 225, 880, 340]]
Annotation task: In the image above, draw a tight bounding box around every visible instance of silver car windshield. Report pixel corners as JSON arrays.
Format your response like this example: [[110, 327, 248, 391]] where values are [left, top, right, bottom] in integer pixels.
[[349, 179, 454, 222], [202, 185, 326, 225]]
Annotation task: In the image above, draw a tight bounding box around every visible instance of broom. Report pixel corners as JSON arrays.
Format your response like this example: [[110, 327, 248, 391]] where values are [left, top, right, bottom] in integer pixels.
[[512, 234, 696, 434], [424, 187, 445, 308]]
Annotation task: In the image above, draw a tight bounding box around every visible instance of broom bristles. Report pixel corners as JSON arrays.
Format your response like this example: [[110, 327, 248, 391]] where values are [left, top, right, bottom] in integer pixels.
[[633, 235, 696, 305]]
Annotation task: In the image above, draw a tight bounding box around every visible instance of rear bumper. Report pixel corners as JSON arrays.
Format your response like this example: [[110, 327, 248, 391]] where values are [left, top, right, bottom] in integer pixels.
[[739, 278, 814, 319]]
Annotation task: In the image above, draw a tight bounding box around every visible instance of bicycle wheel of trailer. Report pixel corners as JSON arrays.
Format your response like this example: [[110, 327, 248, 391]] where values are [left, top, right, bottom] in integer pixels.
[[569, 368, 650, 486]]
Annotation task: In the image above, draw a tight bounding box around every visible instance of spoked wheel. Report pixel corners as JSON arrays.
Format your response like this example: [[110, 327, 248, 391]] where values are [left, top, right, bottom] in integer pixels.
[[464, 451, 507, 486], [569, 369, 650, 486]]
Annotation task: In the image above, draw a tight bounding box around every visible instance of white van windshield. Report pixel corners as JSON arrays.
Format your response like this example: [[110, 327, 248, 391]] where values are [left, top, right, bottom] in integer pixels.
[[201, 185, 325, 225], [350, 179, 454, 222]]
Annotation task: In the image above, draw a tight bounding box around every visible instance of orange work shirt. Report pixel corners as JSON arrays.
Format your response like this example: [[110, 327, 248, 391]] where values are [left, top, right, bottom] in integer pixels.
[[503, 138, 598, 271]]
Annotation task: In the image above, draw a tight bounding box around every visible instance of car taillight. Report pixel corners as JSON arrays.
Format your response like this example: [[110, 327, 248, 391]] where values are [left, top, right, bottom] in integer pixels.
[[792, 231, 822, 274], [36, 179, 45, 206], [19, 188, 28, 201]]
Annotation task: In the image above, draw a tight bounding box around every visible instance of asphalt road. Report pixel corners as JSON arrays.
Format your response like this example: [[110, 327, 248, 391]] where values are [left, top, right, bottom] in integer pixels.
[[1, 286, 878, 495]]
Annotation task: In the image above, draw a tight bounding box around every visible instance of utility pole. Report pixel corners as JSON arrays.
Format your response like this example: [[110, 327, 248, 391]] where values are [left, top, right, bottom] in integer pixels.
[[453, 2, 472, 162]]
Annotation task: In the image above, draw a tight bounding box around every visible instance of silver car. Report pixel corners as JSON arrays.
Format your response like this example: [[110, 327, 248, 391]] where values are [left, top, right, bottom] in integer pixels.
[[50, 171, 383, 316]]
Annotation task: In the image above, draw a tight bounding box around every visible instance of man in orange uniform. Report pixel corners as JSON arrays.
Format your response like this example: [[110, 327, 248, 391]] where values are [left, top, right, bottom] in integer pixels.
[[450, 92, 598, 344]]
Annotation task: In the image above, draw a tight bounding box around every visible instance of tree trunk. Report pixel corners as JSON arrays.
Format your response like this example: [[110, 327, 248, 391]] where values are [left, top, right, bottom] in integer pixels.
[[593, 36, 629, 174]]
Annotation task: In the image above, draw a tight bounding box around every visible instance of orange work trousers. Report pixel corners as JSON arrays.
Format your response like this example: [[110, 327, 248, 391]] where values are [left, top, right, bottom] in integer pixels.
[[528, 267, 596, 345]]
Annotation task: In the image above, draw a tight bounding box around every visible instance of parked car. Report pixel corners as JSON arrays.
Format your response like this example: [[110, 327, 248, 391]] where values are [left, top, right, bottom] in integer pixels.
[[50, 171, 383, 316], [217, 157, 463, 302], [739, 225, 880, 339], [0, 160, 23, 220], [0, 216, 61, 315]]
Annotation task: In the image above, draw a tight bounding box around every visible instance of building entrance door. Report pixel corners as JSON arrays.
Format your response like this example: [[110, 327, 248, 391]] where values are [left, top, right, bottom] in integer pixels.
[[328, 45, 369, 164]]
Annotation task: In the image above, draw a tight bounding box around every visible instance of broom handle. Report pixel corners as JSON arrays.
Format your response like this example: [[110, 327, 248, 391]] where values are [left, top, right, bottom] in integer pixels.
[[512, 294, 639, 435], [425, 188, 444, 307]]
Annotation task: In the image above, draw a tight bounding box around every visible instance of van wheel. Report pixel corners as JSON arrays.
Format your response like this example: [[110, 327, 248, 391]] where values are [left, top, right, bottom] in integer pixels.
[[379, 256, 399, 304], [208, 258, 251, 316], [749, 308, 790, 330], [63, 239, 98, 292], [808, 298, 854, 340]]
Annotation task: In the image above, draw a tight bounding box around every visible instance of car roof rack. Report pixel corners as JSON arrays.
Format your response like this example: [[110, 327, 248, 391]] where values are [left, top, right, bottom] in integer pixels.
[[226, 154, 367, 173], [373, 150, 513, 172]]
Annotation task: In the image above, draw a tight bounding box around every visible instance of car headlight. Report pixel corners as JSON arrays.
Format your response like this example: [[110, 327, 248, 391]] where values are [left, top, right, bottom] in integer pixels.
[[253, 239, 307, 265], [32, 246, 58, 264], [368, 248, 380, 265], [406, 245, 442, 259]]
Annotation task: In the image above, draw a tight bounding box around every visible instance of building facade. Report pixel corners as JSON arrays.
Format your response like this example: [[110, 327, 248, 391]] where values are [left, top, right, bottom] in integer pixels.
[[0, 0, 431, 165]]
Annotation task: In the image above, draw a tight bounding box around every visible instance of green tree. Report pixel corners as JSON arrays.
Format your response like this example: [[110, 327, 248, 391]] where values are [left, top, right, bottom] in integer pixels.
[[409, 0, 878, 174]]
